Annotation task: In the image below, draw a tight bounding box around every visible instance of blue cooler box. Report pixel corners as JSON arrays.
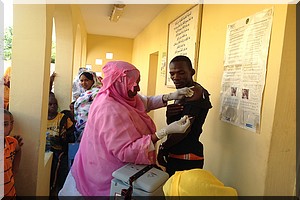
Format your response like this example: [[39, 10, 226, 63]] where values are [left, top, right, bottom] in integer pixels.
[[110, 163, 169, 198]]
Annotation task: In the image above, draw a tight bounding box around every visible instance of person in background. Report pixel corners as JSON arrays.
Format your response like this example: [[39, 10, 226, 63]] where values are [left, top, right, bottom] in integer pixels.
[[69, 101, 76, 124], [59, 61, 193, 196], [3, 66, 11, 110], [74, 71, 102, 142], [3, 109, 22, 198], [72, 67, 87, 101], [60, 101, 76, 125], [158, 55, 212, 176], [49, 72, 56, 93], [47, 93, 75, 197]]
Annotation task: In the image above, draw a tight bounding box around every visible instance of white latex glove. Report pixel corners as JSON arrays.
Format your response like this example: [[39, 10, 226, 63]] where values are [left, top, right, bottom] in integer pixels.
[[155, 115, 191, 139], [167, 86, 194, 100]]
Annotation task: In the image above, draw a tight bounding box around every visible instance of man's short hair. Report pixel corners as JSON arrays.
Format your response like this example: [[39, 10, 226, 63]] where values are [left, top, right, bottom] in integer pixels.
[[3, 109, 12, 117], [49, 91, 55, 98], [170, 55, 193, 70]]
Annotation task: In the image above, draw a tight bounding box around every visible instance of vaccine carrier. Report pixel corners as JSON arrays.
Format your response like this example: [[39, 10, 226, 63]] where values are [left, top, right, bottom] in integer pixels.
[[110, 163, 169, 199]]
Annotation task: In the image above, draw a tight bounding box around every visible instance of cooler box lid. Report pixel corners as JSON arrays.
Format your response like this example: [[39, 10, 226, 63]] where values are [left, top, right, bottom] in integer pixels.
[[112, 163, 169, 193]]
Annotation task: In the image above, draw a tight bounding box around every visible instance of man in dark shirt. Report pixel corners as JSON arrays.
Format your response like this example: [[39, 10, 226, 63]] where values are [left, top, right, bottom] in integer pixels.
[[158, 55, 212, 176]]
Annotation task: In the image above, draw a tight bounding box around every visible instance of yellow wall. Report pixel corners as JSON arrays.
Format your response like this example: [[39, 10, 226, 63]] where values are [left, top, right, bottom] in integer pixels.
[[11, 4, 54, 195], [264, 4, 296, 195], [11, 4, 88, 195], [132, 4, 295, 195], [197, 4, 295, 195], [86, 34, 133, 73], [71, 5, 88, 79], [53, 5, 74, 110]]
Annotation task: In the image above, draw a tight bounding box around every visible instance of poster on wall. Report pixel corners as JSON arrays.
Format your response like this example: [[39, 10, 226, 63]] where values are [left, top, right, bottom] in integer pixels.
[[219, 8, 274, 133], [161, 52, 167, 77], [166, 5, 201, 87]]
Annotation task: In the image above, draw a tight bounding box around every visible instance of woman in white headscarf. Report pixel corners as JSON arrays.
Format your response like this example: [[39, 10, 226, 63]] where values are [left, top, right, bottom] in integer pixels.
[[72, 67, 87, 101], [74, 71, 102, 141]]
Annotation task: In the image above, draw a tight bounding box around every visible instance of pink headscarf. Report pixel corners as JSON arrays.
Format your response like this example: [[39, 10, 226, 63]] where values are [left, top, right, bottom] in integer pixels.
[[71, 61, 156, 196], [98, 61, 156, 132]]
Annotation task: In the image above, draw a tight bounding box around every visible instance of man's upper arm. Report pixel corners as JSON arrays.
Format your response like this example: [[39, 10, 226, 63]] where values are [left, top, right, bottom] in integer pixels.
[[186, 86, 203, 102]]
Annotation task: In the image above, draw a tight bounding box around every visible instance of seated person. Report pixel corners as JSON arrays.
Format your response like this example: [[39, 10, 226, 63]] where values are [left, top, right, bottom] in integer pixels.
[[47, 93, 75, 196]]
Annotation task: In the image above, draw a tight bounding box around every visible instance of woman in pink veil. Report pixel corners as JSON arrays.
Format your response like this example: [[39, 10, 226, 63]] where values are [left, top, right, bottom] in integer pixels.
[[59, 61, 193, 196]]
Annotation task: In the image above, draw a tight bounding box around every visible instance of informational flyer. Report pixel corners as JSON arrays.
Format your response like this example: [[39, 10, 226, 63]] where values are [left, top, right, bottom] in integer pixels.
[[219, 8, 273, 133], [161, 52, 167, 77]]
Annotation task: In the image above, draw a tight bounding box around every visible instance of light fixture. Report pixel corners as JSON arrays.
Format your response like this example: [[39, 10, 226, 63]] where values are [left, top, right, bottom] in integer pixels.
[[95, 58, 103, 65], [109, 4, 126, 22], [106, 53, 113, 59]]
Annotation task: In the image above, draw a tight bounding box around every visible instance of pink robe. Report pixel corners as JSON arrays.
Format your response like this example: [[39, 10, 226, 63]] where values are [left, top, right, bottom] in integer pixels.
[[71, 61, 166, 196]]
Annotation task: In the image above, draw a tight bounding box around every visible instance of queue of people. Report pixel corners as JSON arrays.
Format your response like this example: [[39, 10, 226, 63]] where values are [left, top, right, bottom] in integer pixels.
[[2, 55, 227, 198]]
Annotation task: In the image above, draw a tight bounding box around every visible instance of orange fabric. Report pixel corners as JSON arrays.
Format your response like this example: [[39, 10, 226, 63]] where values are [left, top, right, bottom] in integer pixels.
[[4, 86, 10, 110], [168, 153, 204, 160], [3, 67, 11, 109], [4, 136, 18, 197]]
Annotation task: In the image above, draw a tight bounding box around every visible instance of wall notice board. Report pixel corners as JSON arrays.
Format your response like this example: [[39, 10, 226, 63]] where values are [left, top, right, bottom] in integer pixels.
[[166, 5, 202, 87]]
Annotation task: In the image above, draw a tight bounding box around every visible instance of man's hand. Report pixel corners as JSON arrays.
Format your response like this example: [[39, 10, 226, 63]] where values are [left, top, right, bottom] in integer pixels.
[[50, 72, 57, 82]]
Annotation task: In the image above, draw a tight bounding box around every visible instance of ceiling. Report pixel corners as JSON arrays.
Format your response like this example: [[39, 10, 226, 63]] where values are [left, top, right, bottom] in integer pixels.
[[79, 4, 168, 39]]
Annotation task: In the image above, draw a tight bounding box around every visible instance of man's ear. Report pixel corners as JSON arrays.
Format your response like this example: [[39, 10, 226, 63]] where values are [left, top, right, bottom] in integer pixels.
[[191, 69, 195, 76]]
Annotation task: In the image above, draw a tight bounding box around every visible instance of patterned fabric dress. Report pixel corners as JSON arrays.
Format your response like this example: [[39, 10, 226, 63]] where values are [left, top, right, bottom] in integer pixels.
[[74, 87, 100, 135], [74, 71, 102, 141]]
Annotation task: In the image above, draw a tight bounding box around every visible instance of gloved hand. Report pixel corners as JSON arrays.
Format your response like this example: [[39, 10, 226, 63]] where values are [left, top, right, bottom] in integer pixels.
[[155, 115, 191, 139], [167, 86, 194, 100]]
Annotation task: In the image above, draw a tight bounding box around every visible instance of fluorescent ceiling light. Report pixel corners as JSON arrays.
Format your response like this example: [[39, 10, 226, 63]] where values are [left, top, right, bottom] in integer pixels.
[[109, 4, 126, 22]]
